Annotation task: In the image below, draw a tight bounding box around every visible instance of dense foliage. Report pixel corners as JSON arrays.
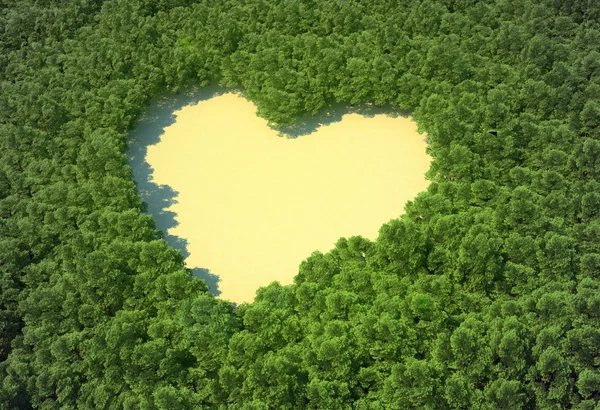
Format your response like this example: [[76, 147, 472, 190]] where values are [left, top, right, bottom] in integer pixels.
[[1, 0, 600, 408]]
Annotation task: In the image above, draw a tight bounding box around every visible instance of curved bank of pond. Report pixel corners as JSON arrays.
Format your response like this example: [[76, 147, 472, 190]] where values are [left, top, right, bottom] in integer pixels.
[[128, 87, 431, 304]]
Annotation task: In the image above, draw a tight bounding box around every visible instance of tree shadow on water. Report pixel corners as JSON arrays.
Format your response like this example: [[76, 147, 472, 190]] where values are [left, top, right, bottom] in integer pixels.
[[276, 101, 412, 139], [127, 84, 228, 297], [190, 268, 222, 296]]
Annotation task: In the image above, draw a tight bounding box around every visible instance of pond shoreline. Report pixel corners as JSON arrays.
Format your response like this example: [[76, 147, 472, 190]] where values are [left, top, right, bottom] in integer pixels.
[[127, 87, 430, 304]]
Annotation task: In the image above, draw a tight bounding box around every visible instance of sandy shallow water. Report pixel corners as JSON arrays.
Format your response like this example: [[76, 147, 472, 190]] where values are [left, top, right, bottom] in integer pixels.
[[135, 92, 430, 303]]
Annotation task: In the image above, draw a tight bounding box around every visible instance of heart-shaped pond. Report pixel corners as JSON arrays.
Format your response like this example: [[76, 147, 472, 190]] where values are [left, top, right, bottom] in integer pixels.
[[129, 89, 430, 303]]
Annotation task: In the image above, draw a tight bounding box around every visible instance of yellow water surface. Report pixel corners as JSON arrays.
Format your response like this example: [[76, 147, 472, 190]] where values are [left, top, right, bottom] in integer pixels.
[[145, 92, 430, 303]]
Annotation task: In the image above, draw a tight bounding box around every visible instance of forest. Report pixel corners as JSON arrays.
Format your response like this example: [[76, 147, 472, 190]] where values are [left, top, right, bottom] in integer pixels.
[[1, 0, 600, 408]]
